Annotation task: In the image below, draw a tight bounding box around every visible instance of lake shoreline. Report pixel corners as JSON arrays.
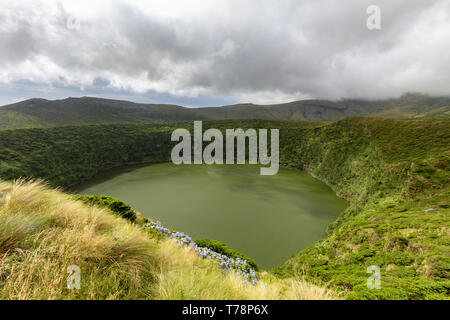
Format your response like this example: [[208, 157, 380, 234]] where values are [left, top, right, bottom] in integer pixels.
[[74, 163, 348, 269], [64, 159, 172, 191]]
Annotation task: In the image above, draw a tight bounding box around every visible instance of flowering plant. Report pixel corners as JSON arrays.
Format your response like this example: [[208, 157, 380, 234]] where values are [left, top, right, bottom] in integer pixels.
[[144, 220, 259, 284]]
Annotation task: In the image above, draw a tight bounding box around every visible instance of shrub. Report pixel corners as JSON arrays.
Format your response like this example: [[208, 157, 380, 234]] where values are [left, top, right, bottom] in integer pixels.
[[194, 238, 259, 271], [74, 194, 137, 222]]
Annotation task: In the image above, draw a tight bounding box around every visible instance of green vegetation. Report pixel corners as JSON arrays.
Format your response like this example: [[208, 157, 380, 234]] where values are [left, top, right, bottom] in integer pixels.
[[275, 118, 450, 300], [73, 194, 137, 222], [0, 179, 336, 300], [0, 123, 174, 187], [194, 239, 259, 271], [0, 97, 199, 130], [0, 93, 448, 130], [0, 120, 312, 188], [0, 116, 448, 299]]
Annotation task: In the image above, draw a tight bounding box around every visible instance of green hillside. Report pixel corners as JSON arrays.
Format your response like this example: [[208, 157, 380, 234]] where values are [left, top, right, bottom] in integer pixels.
[[198, 93, 450, 121], [0, 118, 448, 299], [0, 93, 448, 130], [0, 97, 202, 129], [275, 118, 450, 299], [0, 179, 335, 300]]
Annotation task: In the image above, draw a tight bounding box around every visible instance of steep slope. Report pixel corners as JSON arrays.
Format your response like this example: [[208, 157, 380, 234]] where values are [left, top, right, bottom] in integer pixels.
[[276, 118, 450, 299], [0, 93, 448, 130], [0, 120, 314, 187], [0, 118, 448, 299], [0, 179, 336, 300]]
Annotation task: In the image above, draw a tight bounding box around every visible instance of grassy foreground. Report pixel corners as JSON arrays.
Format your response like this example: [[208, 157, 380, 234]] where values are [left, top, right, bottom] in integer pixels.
[[0, 117, 448, 299], [0, 179, 336, 300]]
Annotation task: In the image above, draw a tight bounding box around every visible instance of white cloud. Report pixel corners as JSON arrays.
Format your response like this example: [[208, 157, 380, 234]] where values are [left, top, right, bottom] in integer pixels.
[[238, 90, 312, 105], [0, 0, 449, 105]]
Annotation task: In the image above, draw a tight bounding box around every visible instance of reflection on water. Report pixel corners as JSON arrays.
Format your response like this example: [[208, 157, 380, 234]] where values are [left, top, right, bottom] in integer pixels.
[[73, 163, 347, 269]]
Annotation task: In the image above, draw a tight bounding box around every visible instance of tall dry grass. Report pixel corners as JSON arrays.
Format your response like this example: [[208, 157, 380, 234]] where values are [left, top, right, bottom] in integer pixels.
[[0, 179, 338, 300], [155, 240, 337, 300], [0, 179, 159, 299]]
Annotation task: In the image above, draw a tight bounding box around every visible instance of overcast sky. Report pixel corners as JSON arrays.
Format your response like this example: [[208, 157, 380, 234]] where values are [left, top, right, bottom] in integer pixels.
[[0, 0, 449, 106]]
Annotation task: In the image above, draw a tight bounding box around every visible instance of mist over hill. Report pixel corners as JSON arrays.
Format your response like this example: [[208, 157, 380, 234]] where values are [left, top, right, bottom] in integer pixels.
[[0, 93, 448, 130]]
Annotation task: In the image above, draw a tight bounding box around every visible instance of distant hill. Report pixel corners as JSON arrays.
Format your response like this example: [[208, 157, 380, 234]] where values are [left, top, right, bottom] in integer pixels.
[[0, 97, 201, 129], [0, 93, 448, 129], [198, 93, 450, 121]]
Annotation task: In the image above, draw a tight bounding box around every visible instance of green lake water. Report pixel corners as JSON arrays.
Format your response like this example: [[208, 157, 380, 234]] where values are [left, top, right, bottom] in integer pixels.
[[73, 163, 347, 269]]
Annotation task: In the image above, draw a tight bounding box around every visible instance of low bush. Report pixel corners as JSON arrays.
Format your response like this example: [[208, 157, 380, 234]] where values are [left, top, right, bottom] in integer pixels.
[[74, 194, 137, 222]]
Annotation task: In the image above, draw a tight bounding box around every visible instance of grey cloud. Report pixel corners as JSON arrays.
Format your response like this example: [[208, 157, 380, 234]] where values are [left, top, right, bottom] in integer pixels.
[[0, 0, 449, 103]]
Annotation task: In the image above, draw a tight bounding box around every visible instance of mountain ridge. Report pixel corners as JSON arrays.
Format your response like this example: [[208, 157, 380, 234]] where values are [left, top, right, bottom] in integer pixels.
[[0, 93, 449, 130]]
